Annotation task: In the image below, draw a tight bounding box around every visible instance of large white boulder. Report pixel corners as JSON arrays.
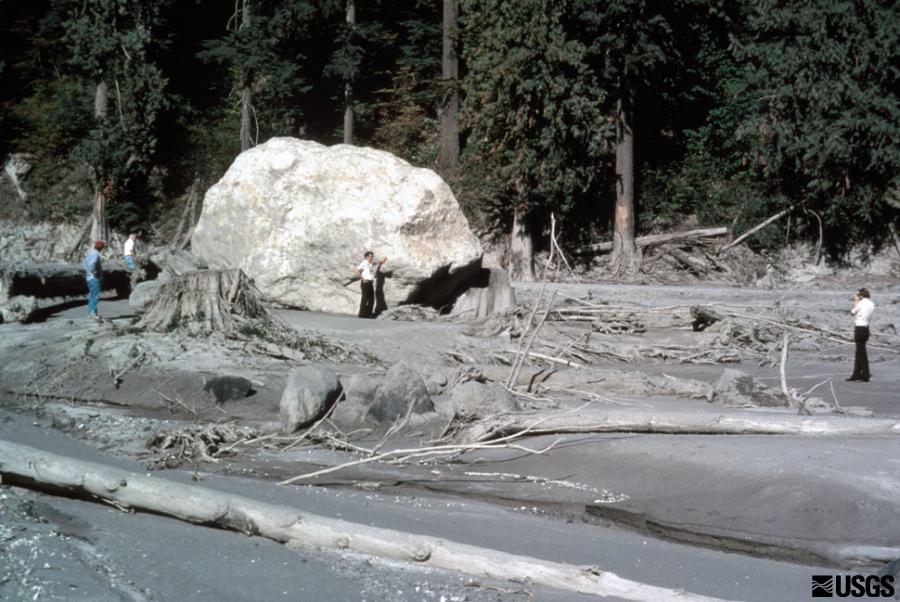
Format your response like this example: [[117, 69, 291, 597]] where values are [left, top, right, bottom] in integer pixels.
[[192, 138, 483, 314]]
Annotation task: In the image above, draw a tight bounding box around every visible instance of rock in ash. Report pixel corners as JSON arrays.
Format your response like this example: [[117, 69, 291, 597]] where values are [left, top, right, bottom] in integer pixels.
[[192, 138, 483, 314]]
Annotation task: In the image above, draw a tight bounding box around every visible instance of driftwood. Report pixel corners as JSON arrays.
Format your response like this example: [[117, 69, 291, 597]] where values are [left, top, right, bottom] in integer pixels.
[[0, 261, 130, 303], [719, 206, 795, 254], [666, 247, 712, 275], [575, 227, 729, 255], [0, 440, 730, 602], [453, 408, 900, 443]]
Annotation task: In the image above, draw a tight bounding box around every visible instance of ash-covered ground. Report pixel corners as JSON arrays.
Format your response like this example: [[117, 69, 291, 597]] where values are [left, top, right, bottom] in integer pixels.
[[2, 277, 899, 601]]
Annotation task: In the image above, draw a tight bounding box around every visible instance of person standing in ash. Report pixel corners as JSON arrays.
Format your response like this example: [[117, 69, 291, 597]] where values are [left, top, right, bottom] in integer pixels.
[[83, 240, 105, 321], [847, 287, 875, 382], [354, 251, 387, 318], [123, 232, 139, 272]]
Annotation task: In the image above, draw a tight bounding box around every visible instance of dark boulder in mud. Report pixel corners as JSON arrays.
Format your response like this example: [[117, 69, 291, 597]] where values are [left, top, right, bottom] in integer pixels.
[[449, 381, 518, 420], [203, 375, 255, 403], [368, 362, 434, 423], [711, 369, 786, 407], [280, 365, 343, 433]]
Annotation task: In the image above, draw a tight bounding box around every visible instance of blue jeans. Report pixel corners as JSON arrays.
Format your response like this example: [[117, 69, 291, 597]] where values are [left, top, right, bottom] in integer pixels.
[[125, 256, 136, 272], [87, 277, 101, 316]]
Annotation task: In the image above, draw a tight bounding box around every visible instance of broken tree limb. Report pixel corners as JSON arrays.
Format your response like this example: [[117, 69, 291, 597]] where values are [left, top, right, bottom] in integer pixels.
[[889, 222, 900, 259], [575, 227, 729, 256], [718, 206, 795, 254], [779, 334, 793, 405], [0, 440, 729, 602], [453, 408, 900, 443]]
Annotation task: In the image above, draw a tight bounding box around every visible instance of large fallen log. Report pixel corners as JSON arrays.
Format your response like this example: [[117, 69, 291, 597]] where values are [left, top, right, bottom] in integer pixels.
[[0, 261, 130, 303], [452, 407, 900, 442], [0, 440, 729, 602], [575, 227, 728, 256]]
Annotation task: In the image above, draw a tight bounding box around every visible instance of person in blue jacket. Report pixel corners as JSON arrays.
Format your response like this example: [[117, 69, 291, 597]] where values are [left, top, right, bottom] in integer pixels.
[[83, 240, 105, 320]]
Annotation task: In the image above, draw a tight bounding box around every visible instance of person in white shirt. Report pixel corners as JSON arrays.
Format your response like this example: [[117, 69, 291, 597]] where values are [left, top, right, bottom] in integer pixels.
[[123, 233, 139, 272], [354, 251, 387, 318], [847, 287, 875, 382]]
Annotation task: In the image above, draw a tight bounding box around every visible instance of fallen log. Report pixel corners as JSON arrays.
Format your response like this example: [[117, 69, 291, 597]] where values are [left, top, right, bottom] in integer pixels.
[[575, 227, 729, 256], [667, 247, 710, 275], [718, 206, 795, 254], [453, 408, 900, 442], [0, 261, 130, 304], [0, 440, 729, 602]]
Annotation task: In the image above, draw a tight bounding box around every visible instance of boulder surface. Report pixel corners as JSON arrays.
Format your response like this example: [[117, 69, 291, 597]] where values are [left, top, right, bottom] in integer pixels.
[[192, 138, 483, 314], [280, 365, 343, 433], [368, 362, 434, 423]]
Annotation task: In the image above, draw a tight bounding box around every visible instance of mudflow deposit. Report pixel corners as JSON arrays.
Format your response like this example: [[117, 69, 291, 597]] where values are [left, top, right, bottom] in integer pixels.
[[2, 141, 900, 602]]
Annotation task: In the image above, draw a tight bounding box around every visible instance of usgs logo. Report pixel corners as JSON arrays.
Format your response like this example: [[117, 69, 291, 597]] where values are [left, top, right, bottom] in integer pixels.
[[811, 574, 896, 598]]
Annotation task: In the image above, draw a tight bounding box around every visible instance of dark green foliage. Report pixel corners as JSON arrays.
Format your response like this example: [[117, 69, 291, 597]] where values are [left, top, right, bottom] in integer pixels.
[[460, 0, 611, 236], [733, 0, 900, 250], [198, 0, 317, 141], [1, 0, 897, 256]]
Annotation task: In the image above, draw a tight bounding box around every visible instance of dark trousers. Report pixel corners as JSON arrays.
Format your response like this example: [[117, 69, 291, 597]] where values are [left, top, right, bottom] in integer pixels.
[[359, 280, 375, 318], [851, 325, 870, 380]]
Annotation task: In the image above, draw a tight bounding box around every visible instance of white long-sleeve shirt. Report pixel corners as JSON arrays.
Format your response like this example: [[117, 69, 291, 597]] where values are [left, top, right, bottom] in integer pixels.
[[851, 297, 875, 327], [357, 260, 375, 282]]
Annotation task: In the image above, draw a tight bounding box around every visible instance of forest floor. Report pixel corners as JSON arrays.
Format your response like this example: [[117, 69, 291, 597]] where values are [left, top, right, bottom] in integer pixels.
[[1, 277, 899, 601]]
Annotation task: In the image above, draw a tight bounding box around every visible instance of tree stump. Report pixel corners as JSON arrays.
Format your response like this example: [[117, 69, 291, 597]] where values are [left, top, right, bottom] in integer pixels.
[[139, 269, 271, 333], [690, 305, 725, 332]]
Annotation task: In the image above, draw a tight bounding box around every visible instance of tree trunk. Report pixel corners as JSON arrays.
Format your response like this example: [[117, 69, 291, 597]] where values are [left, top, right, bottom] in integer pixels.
[[510, 204, 535, 282], [90, 188, 109, 243], [94, 81, 109, 119], [91, 81, 110, 242], [343, 0, 356, 145], [0, 440, 728, 602], [238, 1, 254, 152], [610, 97, 637, 274], [240, 84, 254, 152], [453, 408, 900, 443], [575, 227, 729, 255], [139, 269, 271, 333], [437, 0, 460, 175]]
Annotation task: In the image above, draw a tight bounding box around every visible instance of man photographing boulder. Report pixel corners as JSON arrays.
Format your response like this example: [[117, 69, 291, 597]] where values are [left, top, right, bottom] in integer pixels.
[[847, 287, 875, 382], [355, 251, 386, 318]]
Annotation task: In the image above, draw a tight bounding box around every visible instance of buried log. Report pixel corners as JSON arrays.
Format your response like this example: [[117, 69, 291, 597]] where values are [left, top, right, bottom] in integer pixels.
[[452, 407, 900, 443], [0, 261, 130, 303], [575, 227, 729, 256], [0, 441, 729, 602]]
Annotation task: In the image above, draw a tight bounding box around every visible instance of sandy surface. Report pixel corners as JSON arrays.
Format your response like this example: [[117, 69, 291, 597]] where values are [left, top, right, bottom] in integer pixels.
[[2, 279, 899, 600]]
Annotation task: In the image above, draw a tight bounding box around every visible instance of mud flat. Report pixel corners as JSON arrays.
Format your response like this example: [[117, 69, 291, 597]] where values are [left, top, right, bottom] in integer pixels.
[[1, 279, 898, 600]]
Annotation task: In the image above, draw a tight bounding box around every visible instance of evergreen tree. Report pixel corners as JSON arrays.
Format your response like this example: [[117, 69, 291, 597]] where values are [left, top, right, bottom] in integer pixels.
[[58, 0, 171, 237], [461, 0, 609, 280], [199, 0, 317, 151], [575, 0, 713, 273], [734, 0, 900, 251]]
